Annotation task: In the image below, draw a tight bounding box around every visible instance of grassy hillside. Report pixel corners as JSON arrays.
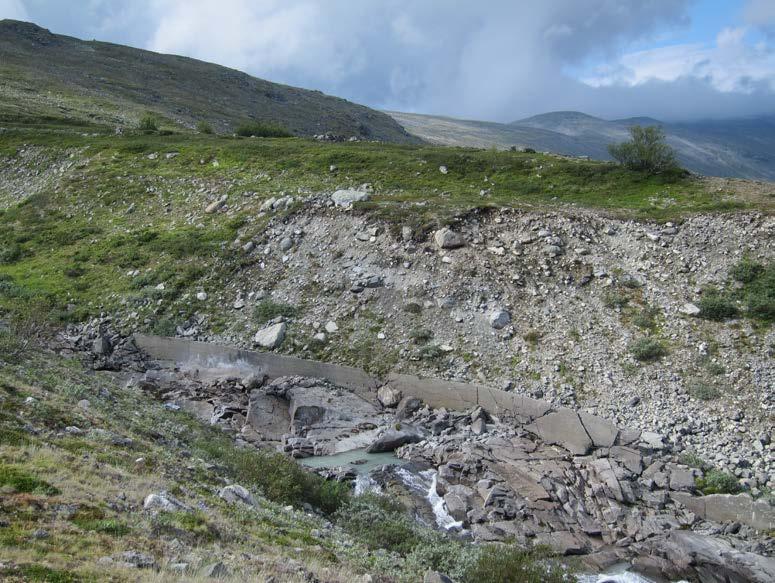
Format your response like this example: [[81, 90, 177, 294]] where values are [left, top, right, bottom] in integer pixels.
[[0, 20, 416, 143], [1, 122, 768, 329]]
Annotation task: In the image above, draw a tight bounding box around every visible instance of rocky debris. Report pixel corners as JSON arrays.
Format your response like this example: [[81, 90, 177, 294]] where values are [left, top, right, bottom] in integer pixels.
[[59, 319, 149, 371], [202, 561, 230, 578], [433, 227, 465, 249], [218, 484, 256, 507], [253, 322, 287, 349], [98, 551, 157, 570], [331, 189, 370, 207]]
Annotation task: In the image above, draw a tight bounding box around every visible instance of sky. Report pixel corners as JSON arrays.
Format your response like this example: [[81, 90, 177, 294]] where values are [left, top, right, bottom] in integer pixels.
[[1, 0, 774, 122]]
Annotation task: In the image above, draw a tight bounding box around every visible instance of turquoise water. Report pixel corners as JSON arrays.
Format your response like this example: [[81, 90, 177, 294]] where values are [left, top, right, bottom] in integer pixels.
[[298, 448, 400, 474]]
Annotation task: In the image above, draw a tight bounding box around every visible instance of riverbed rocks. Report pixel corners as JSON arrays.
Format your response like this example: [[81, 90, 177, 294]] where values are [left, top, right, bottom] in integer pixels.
[[366, 424, 424, 453]]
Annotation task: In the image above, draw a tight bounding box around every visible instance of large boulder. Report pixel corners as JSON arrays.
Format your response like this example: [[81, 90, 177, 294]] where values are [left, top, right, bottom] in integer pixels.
[[218, 484, 256, 507], [332, 189, 370, 207], [488, 309, 511, 329], [528, 408, 593, 455], [366, 425, 424, 453], [433, 228, 465, 249], [377, 385, 403, 408], [253, 322, 287, 349]]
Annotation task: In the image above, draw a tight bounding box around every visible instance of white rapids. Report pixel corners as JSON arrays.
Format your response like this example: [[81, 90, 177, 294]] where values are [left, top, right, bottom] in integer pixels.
[[394, 467, 463, 531]]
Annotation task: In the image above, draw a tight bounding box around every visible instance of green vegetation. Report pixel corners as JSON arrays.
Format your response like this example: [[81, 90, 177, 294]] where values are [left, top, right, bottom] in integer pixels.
[[235, 120, 292, 138], [196, 120, 214, 134], [696, 469, 743, 495], [629, 337, 667, 362], [608, 125, 679, 175], [687, 381, 721, 401], [137, 113, 158, 133], [0, 464, 60, 495], [253, 300, 298, 325], [697, 293, 739, 321], [462, 545, 568, 583]]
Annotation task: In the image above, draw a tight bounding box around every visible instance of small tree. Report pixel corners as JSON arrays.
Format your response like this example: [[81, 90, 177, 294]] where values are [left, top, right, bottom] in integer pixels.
[[138, 114, 159, 133], [196, 120, 214, 134], [608, 125, 678, 174]]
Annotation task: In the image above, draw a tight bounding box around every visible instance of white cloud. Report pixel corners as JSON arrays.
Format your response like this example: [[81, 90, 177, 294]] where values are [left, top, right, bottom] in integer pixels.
[[0, 0, 29, 20], [583, 26, 775, 95]]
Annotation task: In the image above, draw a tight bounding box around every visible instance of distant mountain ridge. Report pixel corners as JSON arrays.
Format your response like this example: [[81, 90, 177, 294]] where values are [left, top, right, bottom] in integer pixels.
[[390, 110, 775, 180], [0, 20, 417, 142]]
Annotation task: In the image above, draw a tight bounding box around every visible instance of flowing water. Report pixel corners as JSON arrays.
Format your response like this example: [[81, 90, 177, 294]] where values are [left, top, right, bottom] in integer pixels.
[[298, 450, 672, 582]]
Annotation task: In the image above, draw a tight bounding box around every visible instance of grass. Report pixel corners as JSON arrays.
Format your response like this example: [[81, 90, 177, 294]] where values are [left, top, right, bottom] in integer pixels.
[[253, 300, 298, 325], [0, 126, 766, 336], [687, 381, 721, 401], [0, 464, 60, 495]]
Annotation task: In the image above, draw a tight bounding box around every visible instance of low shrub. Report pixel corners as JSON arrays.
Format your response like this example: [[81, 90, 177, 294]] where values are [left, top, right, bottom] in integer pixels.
[[743, 264, 774, 322], [629, 337, 667, 362], [603, 292, 629, 309], [688, 381, 720, 401], [334, 493, 419, 555], [253, 300, 298, 325], [410, 328, 433, 344], [462, 545, 567, 583], [138, 114, 158, 133], [608, 125, 679, 174], [698, 294, 738, 321], [235, 121, 292, 138], [633, 306, 659, 330], [0, 243, 22, 264], [696, 469, 742, 495], [196, 120, 214, 134], [0, 464, 60, 495], [731, 258, 764, 284]]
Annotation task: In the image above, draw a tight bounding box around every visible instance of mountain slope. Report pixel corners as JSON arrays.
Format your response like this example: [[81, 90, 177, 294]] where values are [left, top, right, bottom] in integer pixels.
[[389, 110, 775, 180], [0, 20, 417, 142]]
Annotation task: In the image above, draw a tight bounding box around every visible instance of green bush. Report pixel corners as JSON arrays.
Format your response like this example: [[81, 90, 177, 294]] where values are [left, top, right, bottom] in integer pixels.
[[150, 317, 177, 336], [603, 292, 629, 309], [0, 243, 22, 264], [696, 469, 742, 495], [742, 264, 774, 322], [731, 258, 764, 284], [462, 545, 567, 583], [629, 337, 667, 362], [409, 328, 433, 344], [192, 436, 347, 514], [608, 125, 679, 174], [235, 121, 292, 138], [334, 493, 420, 554], [633, 306, 659, 330], [698, 294, 738, 321], [0, 464, 60, 495], [196, 120, 214, 134], [138, 114, 159, 133], [253, 300, 298, 324]]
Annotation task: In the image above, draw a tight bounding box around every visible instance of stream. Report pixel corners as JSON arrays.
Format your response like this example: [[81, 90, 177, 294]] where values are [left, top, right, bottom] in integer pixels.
[[298, 450, 678, 583]]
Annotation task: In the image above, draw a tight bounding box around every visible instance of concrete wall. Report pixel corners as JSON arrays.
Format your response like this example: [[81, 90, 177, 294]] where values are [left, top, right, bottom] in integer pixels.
[[135, 334, 551, 420]]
